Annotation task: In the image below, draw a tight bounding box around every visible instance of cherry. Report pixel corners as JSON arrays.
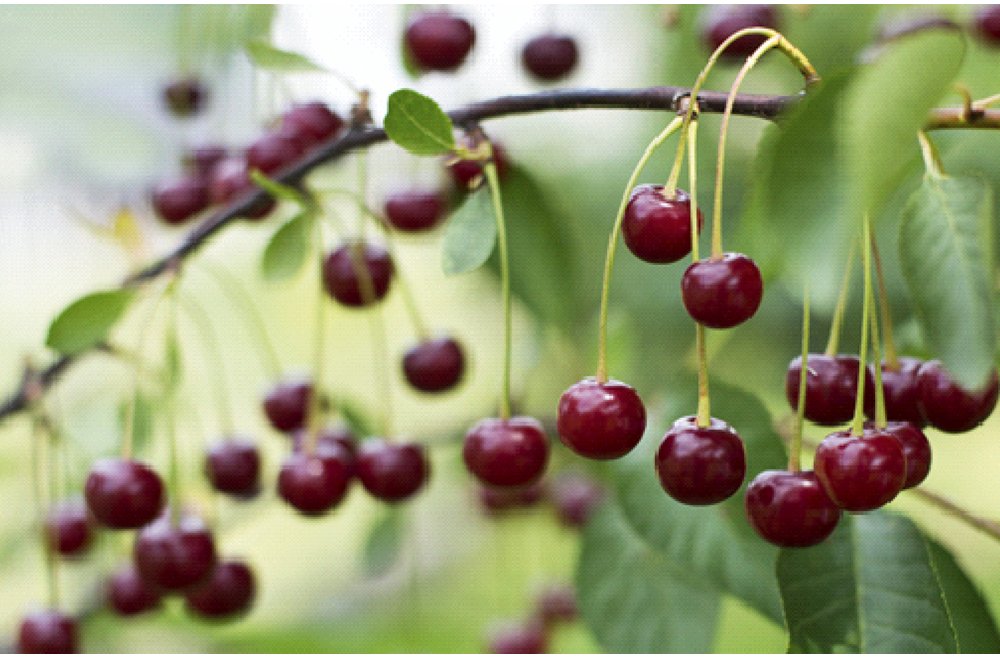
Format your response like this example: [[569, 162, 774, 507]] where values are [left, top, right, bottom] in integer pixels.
[[785, 354, 874, 426], [464, 416, 550, 488], [205, 437, 260, 498], [151, 175, 210, 225], [549, 472, 604, 528], [356, 440, 429, 503], [163, 76, 208, 117], [556, 378, 646, 460], [916, 360, 1000, 433], [701, 5, 780, 60], [478, 482, 546, 516], [622, 185, 703, 264], [384, 190, 448, 232], [246, 131, 305, 176], [404, 11, 476, 72], [208, 157, 276, 220], [134, 513, 217, 591], [184, 145, 227, 178], [681, 253, 763, 329], [655, 416, 746, 505], [107, 565, 161, 616], [974, 5, 1000, 44], [744, 470, 841, 547], [292, 426, 358, 473], [281, 101, 345, 149], [864, 356, 926, 426], [449, 137, 510, 190], [44, 500, 93, 558], [813, 428, 906, 512], [17, 610, 78, 653], [521, 33, 579, 81], [322, 242, 395, 307], [185, 559, 256, 620], [85, 458, 165, 529], [487, 620, 548, 654], [262, 377, 313, 433], [402, 337, 466, 393], [535, 584, 578, 627], [867, 421, 931, 489], [277, 442, 353, 515]]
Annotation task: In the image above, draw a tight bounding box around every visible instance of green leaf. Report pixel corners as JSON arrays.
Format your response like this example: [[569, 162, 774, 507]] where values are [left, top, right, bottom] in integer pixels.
[[383, 89, 455, 156], [926, 538, 1000, 652], [610, 380, 786, 622], [338, 398, 376, 438], [900, 176, 996, 390], [577, 501, 720, 653], [362, 509, 404, 576], [261, 212, 314, 282], [244, 38, 326, 72], [46, 289, 135, 355], [441, 188, 496, 275], [777, 513, 961, 653], [248, 170, 306, 204]]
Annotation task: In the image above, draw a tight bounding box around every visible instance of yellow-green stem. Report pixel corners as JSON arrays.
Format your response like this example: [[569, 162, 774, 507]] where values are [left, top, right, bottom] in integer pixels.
[[695, 324, 711, 428], [852, 220, 873, 437], [484, 158, 512, 420], [825, 243, 856, 356], [165, 286, 182, 528], [917, 130, 946, 179], [869, 274, 887, 429], [790, 286, 810, 473], [687, 116, 701, 263], [870, 232, 899, 370], [306, 216, 327, 454]]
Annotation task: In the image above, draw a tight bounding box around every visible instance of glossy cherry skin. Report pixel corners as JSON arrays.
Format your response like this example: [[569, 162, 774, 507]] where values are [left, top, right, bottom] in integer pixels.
[[864, 357, 926, 426], [478, 482, 546, 516], [405, 11, 476, 72], [322, 242, 395, 307], [448, 137, 510, 189], [384, 190, 447, 232], [184, 145, 227, 177], [107, 565, 161, 616], [205, 438, 260, 498], [549, 472, 604, 528], [622, 185, 703, 264], [246, 131, 305, 176], [464, 416, 550, 488], [85, 458, 165, 530], [152, 175, 210, 225], [521, 33, 579, 81], [356, 440, 429, 503], [702, 5, 780, 59], [814, 428, 906, 512], [681, 253, 763, 329], [556, 378, 646, 460], [655, 416, 746, 505], [786, 354, 874, 426], [17, 610, 78, 653], [163, 76, 208, 117], [292, 426, 358, 476], [208, 157, 276, 220], [262, 377, 313, 433], [535, 584, 578, 627], [45, 500, 93, 558], [975, 5, 1000, 44], [917, 361, 1000, 433], [281, 102, 344, 149], [185, 559, 256, 620], [277, 443, 353, 516], [744, 470, 841, 547], [134, 514, 217, 592], [402, 337, 465, 393], [867, 421, 931, 489], [488, 620, 548, 654]]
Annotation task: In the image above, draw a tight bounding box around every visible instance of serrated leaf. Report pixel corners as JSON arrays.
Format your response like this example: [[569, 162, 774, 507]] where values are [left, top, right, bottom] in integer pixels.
[[249, 170, 306, 204], [384, 89, 455, 156], [577, 501, 720, 653], [244, 38, 325, 72], [261, 212, 314, 281], [442, 188, 496, 275], [362, 509, 404, 576], [900, 176, 995, 390], [778, 513, 961, 653], [926, 538, 1000, 652], [46, 290, 135, 355]]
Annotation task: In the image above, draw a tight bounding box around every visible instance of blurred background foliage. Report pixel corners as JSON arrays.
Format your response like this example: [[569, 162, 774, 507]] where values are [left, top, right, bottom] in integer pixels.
[[2, 3, 1000, 652]]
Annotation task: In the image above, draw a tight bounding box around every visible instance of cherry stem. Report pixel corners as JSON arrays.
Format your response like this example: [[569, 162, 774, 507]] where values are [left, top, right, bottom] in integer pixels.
[[686, 114, 712, 429], [917, 130, 946, 179], [851, 219, 873, 437], [596, 116, 684, 382], [695, 324, 711, 428], [177, 294, 236, 437], [868, 267, 888, 429], [165, 283, 182, 528], [306, 214, 327, 454], [824, 243, 856, 357], [870, 232, 899, 370], [687, 114, 701, 264], [484, 157, 513, 420], [356, 150, 369, 241], [790, 286, 810, 473], [30, 410, 60, 608]]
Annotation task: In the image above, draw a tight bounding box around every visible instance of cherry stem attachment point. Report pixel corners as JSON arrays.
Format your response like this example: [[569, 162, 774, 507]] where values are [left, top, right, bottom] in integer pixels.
[[851, 219, 873, 437], [484, 156, 513, 420], [825, 242, 856, 357], [790, 285, 810, 473], [695, 323, 712, 428]]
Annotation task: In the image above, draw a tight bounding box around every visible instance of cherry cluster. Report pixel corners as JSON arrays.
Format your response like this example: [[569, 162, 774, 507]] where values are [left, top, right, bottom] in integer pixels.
[[486, 584, 579, 654], [477, 471, 605, 531]]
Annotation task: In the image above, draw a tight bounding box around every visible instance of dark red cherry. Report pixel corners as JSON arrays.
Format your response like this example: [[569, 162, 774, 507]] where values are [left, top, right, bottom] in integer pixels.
[[208, 157, 276, 220], [448, 137, 510, 190], [402, 337, 466, 393], [356, 440, 429, 503], [867, 421, 931, 489], [107, 565, 161, 616], [292, 425, 358, 470], [478, 481, 546, 516], [814, 428, 906, 511], [917, 361, 999, 433], [184, 145, 227, 177], [744, 470, 841, 547], [185, 559, 256, 620], [535, 584, 578, 627], [864, 356, 926, 426], [549, 472, 604, 528], [152, 175, 210, 225], [85, 458, 165, 530], [786, 354, 874, 426], [246, 131, 305, 176], [464, 416, 550, 488], [655, 416, 746, 505], [281, 101, 345, 149], [384, 190, 448, 232], [702, 5, 780, 59], [974, 5, 1000, 44], [322, 242, 395, 307], [17, 610, 78, 653], [521, 33, 579, 81], [487, 620, 548, 654], [556, 378, 646, 460], [134, 514, 217, 591], [277, 442, 353, 515], [622, 185, 703, 264], [681, 253, 763, 328], [262, 377, 313, 433], [163, 76, 208, 117], [405, 11, 476, 72], [205, 438, 260, 498], [45, 500, 93, 558]]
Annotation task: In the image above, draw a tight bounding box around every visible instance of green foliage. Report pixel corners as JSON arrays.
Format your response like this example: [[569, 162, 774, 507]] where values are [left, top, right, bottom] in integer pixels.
[[249, 170, 306, 204], [441, 188, 496, 275], [244, 38, 326, 72], [261, 212, 315, 282], [362, 508, 404, 576], [45, 289, 135, 355], [384, 89, 455, 155], [925, 538, 1000, 652], [117, 393, 154, 453]]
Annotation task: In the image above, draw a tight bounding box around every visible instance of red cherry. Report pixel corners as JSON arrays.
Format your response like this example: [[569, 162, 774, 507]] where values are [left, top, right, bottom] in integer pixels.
[[867, 421, 932, 490], [262, 377, 313, 433], [278, 442, 353, 516], [681, 252, 763, 329], [281, 101, 345, 148], [402, 337, 465, 393], [535, 584, 578, 627], [85, 458, 165, 530], [463, 416, 550, 488], [655, 416, 746, 505], [477, 482, 546, 516], [744, 470, 841, 547], [556, 378, 646, 460], [702, 5, 780, 59], [521, 33, 579, 81], [322, 242, 395, 307], [974, 5, 1000, 44], [185, 559, 257, 620], [356, 440, 429, 503], [405, 11, 476, 72], [17, 610, 78, 653], [107, 565, 161, 616], [134, 513, 217, 591], [549, 472, 604, 528], [207, 157, 276, 220], [205, 437, 260, 498], [864, 357, 926, 426], [786, 354, 874, 426], [152, 175, 210, 225], [384, 190, 448, 232], [45, 500, 93, 558], [916, 361, 999, 433], [246, 131, 305, 175], [814, 427, 906, 511], [622, 185, 703, 264]]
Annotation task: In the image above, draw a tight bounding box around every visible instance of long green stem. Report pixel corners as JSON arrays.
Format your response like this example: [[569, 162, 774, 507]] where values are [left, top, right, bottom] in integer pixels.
[[790, 287, 810, 473], [306, 216, 326, 454], [852, 222, 873, 437], [165, 285, 182, 527], [687, 115, 712, 429], [869, 275, 887, 429], [917, 130, 946, 179], [870, 233, 899, 369], [695, 324, 711, 428], [484, 158, 512, 420], [31, 413, 59, 608], [123, 280, 171, 459], [824, 243, 856, 356], [687, 116, 701, 263], [178, 295, 236, 436], [596, 117, 684, 382]]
